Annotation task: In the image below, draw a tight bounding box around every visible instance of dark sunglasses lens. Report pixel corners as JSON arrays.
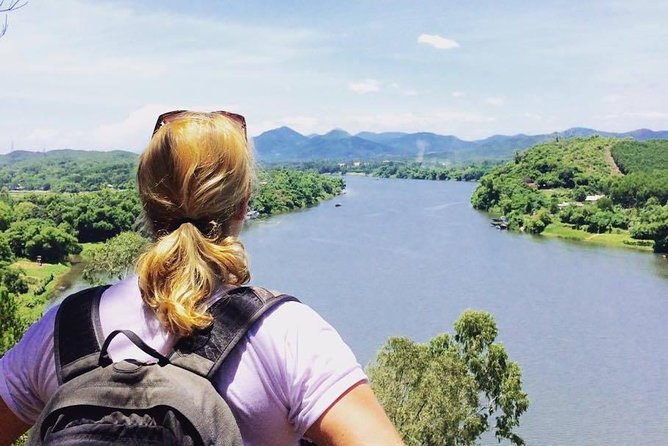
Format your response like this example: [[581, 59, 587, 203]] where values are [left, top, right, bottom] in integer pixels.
[[152, 110, 247, 139], [152, 111, 186, 136]]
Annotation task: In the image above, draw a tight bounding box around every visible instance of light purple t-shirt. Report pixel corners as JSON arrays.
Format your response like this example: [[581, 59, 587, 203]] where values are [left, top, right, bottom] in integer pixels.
[[0, 275, 367, 446]]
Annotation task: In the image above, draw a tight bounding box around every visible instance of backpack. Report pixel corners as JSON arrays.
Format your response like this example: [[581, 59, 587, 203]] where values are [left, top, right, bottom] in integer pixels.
[[28, 284, 297, 446]]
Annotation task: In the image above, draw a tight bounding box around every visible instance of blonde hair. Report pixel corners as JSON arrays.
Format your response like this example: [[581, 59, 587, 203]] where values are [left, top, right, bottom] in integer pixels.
[[135, 112, 254, 336]]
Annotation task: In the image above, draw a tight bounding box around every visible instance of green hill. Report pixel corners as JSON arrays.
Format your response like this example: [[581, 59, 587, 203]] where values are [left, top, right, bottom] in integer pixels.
[[0, 150, 139, 192], [610, 139, 668, 173], [471, 137, 668, 253]]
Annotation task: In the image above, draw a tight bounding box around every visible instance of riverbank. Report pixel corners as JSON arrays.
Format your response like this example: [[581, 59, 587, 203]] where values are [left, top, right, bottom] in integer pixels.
[[541, 222, 654, 251], [12, 260, 69, 321], [12, 242, 101, 321]]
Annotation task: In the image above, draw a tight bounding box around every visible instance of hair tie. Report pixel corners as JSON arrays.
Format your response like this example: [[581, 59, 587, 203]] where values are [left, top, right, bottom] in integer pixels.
[[167, 217, 211, 234], [179, 218, 199, 226]]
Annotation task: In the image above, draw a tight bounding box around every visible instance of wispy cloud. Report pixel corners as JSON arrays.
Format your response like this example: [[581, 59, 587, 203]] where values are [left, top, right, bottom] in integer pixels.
[[25, 103, 229, 151], [486, 97, 505, 107], [349, 79, 381, 94], [451, 91, 466, 98], [417, 33, 459, 50]]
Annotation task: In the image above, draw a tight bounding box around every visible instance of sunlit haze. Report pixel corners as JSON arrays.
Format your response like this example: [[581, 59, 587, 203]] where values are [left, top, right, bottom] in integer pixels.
[[1, 0, 667, 152]]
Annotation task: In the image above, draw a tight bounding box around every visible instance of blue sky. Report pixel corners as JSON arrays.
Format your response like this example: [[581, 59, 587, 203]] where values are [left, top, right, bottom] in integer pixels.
[[0, 0, 666, 152]]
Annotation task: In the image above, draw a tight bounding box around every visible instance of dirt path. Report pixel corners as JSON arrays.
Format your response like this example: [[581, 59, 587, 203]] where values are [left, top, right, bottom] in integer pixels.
[[604, 144, 623, 176]]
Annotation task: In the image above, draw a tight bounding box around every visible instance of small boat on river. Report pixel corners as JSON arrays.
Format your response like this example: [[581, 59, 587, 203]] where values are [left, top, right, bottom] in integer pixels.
[[490, 216, 508, 230]]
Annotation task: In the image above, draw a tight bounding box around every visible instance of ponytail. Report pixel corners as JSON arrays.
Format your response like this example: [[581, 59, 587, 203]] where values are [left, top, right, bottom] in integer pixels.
[[136, 223, 250, 336], [136, 111, 254, 336]]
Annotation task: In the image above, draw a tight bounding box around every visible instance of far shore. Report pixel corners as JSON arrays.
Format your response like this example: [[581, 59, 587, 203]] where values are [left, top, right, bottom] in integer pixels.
[[541, 222, 654, 252]]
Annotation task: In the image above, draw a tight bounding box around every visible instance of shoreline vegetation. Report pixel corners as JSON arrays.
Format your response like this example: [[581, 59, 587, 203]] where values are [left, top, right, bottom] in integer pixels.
[[288, 153, 665, 252], [541, 222, 653, 251], [2, 136, 666, 342], [0, 166, 346, 356], [279, 159, 497, 182], [470, 137, 668, 253]]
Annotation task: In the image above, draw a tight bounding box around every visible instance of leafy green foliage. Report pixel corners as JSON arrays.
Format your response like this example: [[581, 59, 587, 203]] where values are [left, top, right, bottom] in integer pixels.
[[0, 150, 138, 192], [0, 266, 29, 295], [471, 137, 668, 251], [630, 202, 668, 251], [82, 232, 149, 285], [5, 219, 82, 262], [367, 311, 529, 446], [11, 189, 142, 243], [606, 170, 668, 207], [291, 160, 497, 182], [0, 287, 25, 357], [0, 160, 345, 268], [250, 169, 345, 215], [610, 140, 668, 173]]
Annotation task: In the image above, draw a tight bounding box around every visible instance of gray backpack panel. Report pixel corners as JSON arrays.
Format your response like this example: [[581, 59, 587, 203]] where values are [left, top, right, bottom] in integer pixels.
[[28, 285, 297, 446]]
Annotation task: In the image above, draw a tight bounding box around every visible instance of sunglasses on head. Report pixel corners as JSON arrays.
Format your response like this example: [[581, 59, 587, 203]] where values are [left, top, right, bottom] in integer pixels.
[[152, 110, 247, 140]]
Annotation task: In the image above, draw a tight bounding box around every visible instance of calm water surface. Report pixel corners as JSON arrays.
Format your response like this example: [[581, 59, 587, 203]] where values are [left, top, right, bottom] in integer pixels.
[[243, 175, 668, 446]]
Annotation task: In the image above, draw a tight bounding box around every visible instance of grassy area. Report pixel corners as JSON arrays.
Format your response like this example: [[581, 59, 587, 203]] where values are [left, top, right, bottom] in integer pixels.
[[542, 222, 654, 251], [80, 241, 104, 256], [12, 259, 70, 321]]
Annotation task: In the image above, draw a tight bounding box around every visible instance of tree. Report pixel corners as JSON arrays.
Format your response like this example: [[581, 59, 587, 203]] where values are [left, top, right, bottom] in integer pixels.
[[367, 311, 529, 446], [82, 231, 148, 285], [0, 287, 25, 356], [0, 265, 28, 294], [5, 218, 81, 262], [0, 0, 27, 39]]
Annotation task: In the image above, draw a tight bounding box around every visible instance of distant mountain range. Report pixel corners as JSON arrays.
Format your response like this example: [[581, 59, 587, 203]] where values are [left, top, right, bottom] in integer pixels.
[[253, 127, 668, 163]]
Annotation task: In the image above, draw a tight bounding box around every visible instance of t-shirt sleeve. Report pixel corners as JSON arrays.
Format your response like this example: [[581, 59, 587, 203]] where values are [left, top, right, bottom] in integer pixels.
[[250, 301, 368, 437], [0, 306, 58, 424]]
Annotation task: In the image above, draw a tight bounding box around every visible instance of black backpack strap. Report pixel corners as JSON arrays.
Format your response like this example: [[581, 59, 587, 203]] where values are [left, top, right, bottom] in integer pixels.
[[170, 286, 298, 379], [54, 285, 111, 385]]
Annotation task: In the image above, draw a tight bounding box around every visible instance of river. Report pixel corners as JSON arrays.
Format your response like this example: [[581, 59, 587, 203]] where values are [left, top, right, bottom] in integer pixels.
[[54, 175, 667, 445], [241, 175, 668, 446]]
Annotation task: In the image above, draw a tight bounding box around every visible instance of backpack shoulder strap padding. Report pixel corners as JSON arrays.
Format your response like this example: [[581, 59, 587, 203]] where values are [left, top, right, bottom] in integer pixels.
[[54, 285, 112, 385], [170, 286, 299, 379]]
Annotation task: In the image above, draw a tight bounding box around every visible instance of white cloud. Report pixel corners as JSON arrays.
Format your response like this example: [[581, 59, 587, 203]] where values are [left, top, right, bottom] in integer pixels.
[[451, 91, 466, 98], [417, 33, 460, 50], [0, 0, 325, 150], [22, 103, 233, 151], [349, 79, 381, 94], [486, 97, 505, 106]]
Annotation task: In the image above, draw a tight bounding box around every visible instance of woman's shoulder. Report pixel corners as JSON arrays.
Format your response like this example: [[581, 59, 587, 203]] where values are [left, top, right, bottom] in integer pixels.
[[245, 290, 335, 341], [243, 289, 362, 382], [220, 289, 367, 440], [0, 304, 60, 423]]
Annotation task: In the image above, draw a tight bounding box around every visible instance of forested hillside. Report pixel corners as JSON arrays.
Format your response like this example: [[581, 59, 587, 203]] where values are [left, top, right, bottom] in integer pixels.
[[610, 140, 668, 173], [471, 137, 668, 253], [254, 126, 668, 163], [0, 150, 139, 192], [285, 159, 497, 181], [0, 155, 344, 355]]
